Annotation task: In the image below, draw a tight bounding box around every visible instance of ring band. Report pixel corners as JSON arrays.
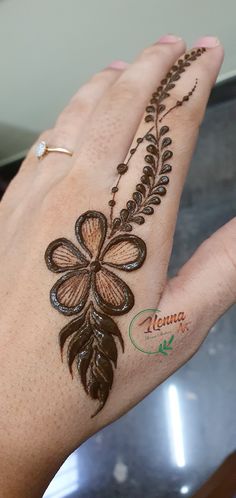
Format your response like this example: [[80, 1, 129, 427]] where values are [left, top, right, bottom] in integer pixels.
[[35, 141, 73, 159]]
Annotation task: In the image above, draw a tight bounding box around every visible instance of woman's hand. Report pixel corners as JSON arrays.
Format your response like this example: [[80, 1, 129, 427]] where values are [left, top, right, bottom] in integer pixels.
[[0, 34, 234, 498]]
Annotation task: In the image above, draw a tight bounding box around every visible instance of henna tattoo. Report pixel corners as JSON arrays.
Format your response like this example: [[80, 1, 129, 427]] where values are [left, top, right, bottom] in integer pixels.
[[45, 211, 146, 415], [45, 47, 206, 416], [108, 48, 205, 237]]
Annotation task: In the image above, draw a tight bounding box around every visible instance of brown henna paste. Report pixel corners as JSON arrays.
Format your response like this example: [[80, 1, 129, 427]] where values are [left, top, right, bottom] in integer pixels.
[[45, 47, 206, 416]]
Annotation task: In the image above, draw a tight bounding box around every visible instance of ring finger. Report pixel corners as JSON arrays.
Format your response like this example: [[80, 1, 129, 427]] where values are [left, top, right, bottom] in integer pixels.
[[26, 60, 129, 173], [3, 61, 129, 212]]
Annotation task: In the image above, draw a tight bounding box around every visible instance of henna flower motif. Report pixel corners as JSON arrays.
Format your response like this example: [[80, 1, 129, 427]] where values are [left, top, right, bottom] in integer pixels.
[[45, 211, 146, 316]]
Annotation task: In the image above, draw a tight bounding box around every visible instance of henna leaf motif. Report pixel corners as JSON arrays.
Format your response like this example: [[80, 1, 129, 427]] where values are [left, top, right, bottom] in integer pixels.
[[146, 133, 157, 144], [136, 183, 146, 196], [132, 215, 145, 225], [157, 176, 169, 186], [142, 206, 154, 215], [133, 191, 142, 205], [161, 137, 172, 149], [159, 125, 169, 136], [160, 164, 172, 174], [146, 196, 161, 206]]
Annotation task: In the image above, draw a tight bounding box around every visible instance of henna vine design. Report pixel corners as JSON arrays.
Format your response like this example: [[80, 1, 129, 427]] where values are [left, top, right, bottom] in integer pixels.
[[108, 48, 205, 237], [45, 47, 206, 416]]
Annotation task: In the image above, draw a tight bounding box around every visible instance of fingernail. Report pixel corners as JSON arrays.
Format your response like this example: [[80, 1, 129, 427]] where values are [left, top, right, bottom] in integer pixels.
[[108, 60, 129, 69], [157, 34, 182, 44], [193, 36, 220, 48]]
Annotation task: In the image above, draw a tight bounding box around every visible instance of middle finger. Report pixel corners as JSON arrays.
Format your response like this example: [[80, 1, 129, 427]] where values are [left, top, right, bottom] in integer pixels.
[[72, 35, 186, 179]]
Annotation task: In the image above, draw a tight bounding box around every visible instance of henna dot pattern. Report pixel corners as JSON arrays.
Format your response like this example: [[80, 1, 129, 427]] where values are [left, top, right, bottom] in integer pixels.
[[117, 163, 128, 175], [45, 48, 206, 417]]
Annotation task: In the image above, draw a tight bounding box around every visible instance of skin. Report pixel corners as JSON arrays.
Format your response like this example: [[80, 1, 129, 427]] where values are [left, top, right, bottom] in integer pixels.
[[0, 34, 235, 497]]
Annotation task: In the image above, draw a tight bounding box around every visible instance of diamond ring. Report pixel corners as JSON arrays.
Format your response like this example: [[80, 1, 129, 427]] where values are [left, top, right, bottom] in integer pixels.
[[35, 141, 73, 159]]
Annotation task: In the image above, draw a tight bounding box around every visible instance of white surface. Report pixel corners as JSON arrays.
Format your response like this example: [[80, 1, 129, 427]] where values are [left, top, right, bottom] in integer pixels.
[[0, 0, 235, 160]]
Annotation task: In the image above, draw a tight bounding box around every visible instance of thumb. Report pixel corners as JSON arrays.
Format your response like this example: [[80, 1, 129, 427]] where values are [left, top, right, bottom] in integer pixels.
[[160, 217, 236, 352]]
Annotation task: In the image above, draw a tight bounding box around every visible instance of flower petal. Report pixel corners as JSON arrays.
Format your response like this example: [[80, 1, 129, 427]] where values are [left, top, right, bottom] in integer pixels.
[[101, 234, 146, 271], [45, 238, 88, 273], [75, 211, 107, 259], [50, 269, 91, 315], [92, 267, 134, 315]]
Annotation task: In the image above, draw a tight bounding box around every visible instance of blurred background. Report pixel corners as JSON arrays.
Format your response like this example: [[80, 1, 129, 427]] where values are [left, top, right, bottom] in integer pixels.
[[1, 1, 236, 497], [0, 0, 236, 166]]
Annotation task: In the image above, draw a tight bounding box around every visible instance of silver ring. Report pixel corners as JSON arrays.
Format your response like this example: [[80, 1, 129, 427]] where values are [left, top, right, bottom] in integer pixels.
[[35, 141, 73, 159]]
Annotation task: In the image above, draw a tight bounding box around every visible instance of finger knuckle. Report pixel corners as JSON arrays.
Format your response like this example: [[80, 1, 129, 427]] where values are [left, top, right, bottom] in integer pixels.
[[110, 78, 140, 103], [40, 170, 105, 226], [141, 43, 173, 60], [162, 89, 205, 128], [40, 185, 66, 222], [57, 98, 90, 124], [37, 128, 53, 143], [89, 71, 108, 84], [184, 103, 205, 129], [46, 126, 73, 148]]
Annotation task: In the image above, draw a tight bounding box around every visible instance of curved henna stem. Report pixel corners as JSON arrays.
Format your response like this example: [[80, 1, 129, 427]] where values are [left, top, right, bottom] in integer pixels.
[[159, 79, 198, 122], [108, 125, 154, 228]]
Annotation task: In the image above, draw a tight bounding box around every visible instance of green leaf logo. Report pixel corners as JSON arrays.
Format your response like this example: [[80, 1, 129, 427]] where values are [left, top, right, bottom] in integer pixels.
[[158, 335, 174, 355]]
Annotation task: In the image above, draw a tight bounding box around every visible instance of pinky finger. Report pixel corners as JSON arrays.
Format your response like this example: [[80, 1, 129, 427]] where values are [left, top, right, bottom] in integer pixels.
[[26, 60, 130, 166]]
